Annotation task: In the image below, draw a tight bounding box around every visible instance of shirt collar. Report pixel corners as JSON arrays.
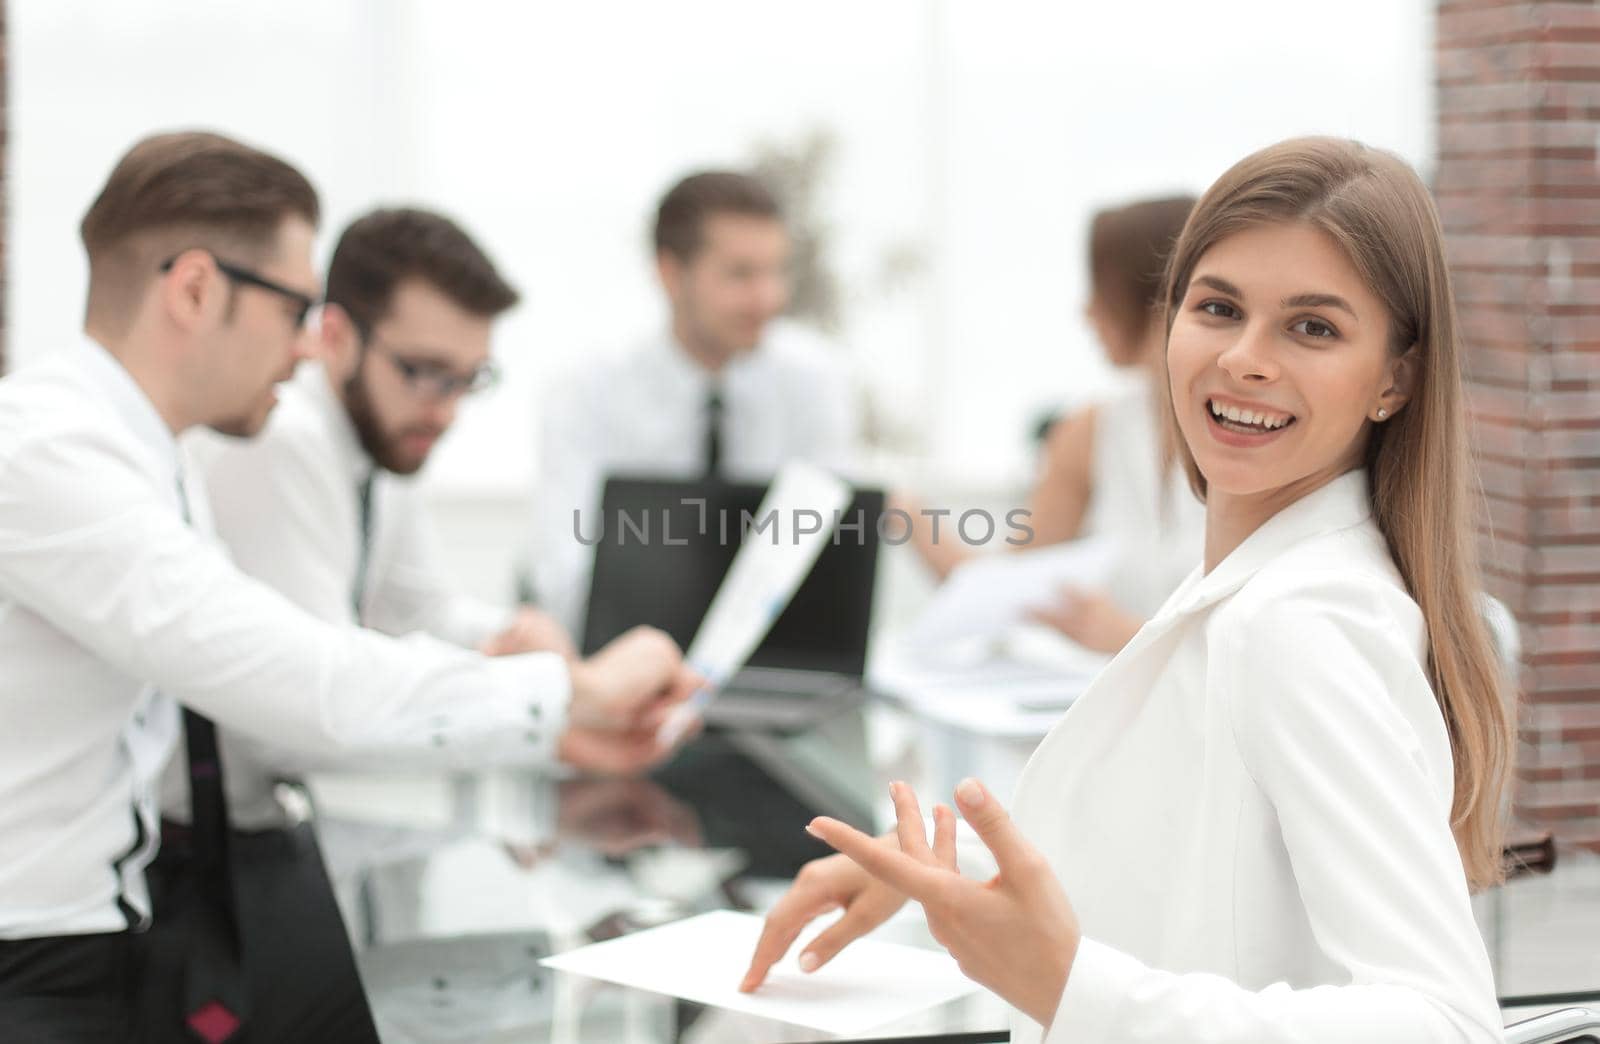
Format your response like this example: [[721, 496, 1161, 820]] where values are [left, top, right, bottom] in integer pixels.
[[74, 335, 183, 494], [656, 327, 766, 397], [297, 359, 372, 484], [1164, 468, 1375, 616]]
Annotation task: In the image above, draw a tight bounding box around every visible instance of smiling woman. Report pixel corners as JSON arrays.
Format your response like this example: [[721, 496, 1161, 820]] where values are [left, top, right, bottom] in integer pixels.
[[1170, 222, 1401, 537], [1160, 139, 1512, 895], [743, 137, 1513, 1044]]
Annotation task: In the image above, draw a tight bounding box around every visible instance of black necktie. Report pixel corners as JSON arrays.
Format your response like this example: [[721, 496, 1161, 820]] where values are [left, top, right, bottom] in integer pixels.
[[704, 387, 724, 478], [174, 472, 248, 1041], [351, 469, 376, 621]]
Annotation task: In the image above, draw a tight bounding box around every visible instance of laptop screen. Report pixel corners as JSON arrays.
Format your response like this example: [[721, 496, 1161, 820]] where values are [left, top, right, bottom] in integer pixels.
[[580, 476, 883, 677]]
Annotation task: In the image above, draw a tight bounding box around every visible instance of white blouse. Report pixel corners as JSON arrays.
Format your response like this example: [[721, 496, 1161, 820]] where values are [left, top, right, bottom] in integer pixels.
[[1009, 469, 1502, 1042]]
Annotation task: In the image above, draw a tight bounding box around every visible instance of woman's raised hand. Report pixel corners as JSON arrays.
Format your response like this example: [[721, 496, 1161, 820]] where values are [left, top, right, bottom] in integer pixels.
[[804, 778, 1082, 1028]]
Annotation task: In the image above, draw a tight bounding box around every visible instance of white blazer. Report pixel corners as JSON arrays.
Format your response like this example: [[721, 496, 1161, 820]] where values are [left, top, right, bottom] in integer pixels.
[[1008, 470, 1502, 1043]]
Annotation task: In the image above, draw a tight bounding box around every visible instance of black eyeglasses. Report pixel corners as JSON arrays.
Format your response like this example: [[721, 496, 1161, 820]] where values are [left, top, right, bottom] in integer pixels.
[[367, 339, 501, 401], [159, 252, 317, 330]]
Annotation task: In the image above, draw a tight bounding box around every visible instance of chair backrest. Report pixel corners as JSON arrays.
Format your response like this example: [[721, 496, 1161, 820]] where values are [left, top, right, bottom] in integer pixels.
[[1504, 1006, 1600, 1044], [1482, 592, 1521, 695], [1482, 592, 1522, 827]]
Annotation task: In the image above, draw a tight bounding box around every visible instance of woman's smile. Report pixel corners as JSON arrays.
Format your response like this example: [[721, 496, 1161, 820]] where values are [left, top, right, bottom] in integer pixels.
[[1204, 394, 1297, 446]]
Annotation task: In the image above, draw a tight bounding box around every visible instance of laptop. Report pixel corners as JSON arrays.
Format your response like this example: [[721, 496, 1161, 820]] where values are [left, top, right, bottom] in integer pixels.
[[580, 475, 884, 732]]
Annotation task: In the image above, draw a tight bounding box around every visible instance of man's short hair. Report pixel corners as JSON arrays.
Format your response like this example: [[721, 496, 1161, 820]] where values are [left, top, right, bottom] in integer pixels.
[[653, 171, 782, 262], [325, 208, 520, 337], [79, 131, 320, 332]]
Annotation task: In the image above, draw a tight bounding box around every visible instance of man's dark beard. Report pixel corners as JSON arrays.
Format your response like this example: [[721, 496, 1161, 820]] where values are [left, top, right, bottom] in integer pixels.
[[343, 360, 424, 476]]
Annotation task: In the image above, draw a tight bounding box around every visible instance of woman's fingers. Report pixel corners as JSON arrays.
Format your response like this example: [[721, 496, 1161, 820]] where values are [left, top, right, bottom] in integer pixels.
[[932, 803, 958, 871], [741, 887, 840, 992], [889, 781, 934, 862], [796, 904, 880, 976], [808, 817, 942, 900], [953, 778, 1039, 878]]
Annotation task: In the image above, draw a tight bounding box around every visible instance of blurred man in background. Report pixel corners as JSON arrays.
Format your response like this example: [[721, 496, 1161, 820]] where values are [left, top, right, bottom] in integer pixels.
[[529, 170, 859, 637]]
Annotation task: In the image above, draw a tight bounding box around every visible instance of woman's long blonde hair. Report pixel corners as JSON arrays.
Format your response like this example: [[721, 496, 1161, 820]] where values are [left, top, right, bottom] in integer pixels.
[[1161, 137, 1514, 891]]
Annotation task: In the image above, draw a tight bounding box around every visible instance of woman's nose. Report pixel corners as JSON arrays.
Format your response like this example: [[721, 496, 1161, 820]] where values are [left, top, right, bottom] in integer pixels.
[[1216, 322, 1279, 382]]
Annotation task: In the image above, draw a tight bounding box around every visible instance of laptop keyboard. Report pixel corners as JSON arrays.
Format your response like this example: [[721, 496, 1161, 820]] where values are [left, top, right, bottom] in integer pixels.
[[725, 667, 855, 698]]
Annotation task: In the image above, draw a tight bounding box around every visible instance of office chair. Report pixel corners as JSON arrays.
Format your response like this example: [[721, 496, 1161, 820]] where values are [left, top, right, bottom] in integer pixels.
[[1504, 1006, 1600, 1044], [1482, 595, 1558, 881]]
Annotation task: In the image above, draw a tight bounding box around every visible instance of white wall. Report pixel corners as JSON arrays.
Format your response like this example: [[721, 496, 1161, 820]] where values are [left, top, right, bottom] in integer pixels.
[[9, 1, 403, 359], [10, 0, 1433, 510], [931, 1, 1434, 479]]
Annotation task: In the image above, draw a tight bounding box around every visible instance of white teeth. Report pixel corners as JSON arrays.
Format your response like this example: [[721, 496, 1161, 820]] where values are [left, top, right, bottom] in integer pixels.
[[1208, 399, 1292, 430]]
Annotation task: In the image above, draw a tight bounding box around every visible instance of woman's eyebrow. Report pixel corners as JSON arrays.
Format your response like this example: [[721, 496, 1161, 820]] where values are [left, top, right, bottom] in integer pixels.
[[1193, 274, 1358, 320], [1283, 292, 1358, 318], [1193, 274, 1242, 298]]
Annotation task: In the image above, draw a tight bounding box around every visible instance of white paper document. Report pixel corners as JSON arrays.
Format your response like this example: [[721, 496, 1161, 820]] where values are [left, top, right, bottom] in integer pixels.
[[658, 462, 854, 744], [868, 642, 1096, 738], [908, 537, 1118, 653], [539, 909, 983, 1036]]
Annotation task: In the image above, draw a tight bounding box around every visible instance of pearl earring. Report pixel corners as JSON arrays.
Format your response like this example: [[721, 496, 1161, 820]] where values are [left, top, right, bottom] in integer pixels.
[[1376, 408, 1388, 419]]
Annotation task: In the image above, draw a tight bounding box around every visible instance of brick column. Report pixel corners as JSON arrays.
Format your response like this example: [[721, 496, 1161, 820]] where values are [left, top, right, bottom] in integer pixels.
[[1436, 0, 1600, 850]]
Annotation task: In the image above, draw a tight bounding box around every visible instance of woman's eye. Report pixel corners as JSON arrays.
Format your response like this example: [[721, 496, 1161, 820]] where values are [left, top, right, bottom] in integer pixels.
[[1291, 317, 1338, 338], [1199, 300, 1239, 320]]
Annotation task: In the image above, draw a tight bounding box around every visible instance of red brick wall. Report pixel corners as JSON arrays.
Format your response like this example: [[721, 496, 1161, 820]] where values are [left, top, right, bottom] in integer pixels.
[[1436, 0, 1600, 850]]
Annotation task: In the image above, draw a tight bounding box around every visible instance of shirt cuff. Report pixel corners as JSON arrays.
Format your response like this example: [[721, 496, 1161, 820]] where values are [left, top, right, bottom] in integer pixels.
[[438, 650, 571, 769], [1043, 936, 1142, 1043], [497, 650, 570, 767]]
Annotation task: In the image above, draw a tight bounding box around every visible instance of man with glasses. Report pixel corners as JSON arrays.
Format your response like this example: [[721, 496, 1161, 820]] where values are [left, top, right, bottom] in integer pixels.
[[159, 253, 318, 330], [181, 207, 646, 836], [0, 133, 697, 1043]]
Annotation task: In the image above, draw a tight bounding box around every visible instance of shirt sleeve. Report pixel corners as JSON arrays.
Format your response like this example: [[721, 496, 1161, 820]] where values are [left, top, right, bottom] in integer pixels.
[[1043, 575, 1502, 1044], [210, 650, 569, 783], [0, 423, 569, 767]]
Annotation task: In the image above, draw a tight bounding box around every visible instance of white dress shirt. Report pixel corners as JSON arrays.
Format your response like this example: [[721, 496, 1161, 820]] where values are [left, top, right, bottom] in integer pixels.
[[1007, 470, 1502, 1043], [165, 362, 534, 829], [193, 361, 510, 644], [530, 321, 858, 634], [0, 338, 568, 940]]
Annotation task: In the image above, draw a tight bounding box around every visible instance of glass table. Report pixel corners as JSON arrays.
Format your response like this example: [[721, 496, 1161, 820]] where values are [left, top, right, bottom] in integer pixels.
[[301, 718, 1600, 1042], [309, 719, 1012, 1043]]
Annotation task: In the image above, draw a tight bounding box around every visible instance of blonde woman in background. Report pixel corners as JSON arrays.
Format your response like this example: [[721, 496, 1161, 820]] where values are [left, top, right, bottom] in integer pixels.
[[903, 196, 1204, 654], [745, 137, 1512, 1043]]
